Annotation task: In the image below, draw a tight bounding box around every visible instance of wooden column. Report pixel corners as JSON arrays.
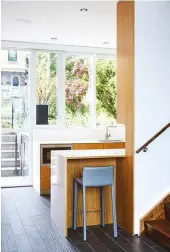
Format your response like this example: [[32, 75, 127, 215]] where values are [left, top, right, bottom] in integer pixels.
[[116, 1, 134, 234]]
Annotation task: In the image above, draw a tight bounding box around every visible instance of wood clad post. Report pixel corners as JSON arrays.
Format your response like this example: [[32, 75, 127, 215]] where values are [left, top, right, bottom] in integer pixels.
[[116, 1, 134, 234]]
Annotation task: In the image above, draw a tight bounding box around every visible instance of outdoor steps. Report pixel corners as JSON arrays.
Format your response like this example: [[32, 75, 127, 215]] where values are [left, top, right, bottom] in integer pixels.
[[1, 133, 20, 176], [1, 158, 20, 167], [1, 143, 16, 150], [144, 203, 170, 251], [1, 150, 19, 159]]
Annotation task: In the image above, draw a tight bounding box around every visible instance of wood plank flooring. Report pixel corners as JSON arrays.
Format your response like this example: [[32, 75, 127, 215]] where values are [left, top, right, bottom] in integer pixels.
[[1, 187, 168, 252]]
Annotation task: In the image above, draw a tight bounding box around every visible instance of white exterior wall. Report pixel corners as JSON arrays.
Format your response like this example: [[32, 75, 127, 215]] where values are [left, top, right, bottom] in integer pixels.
[[134, 1, 170, 233]]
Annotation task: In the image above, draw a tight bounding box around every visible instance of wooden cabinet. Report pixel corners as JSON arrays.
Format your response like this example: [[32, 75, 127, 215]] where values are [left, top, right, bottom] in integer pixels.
[[73, 142, 125, 150], [72, 143, 103, 150], [40, 166, 51, 195], [103, 142, 125, 149], [39, 142, 125, 195]]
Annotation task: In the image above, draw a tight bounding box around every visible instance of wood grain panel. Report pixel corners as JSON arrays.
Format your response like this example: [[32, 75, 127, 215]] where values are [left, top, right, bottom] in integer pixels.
[[72, 143, 104, 150], [140, 193, 170, 234], [117, 1, 134, 235], [103, 142, 125, 149], [40, 178, 50, 191], [67, 158, 118, 228], [40, 166, 51, 179]]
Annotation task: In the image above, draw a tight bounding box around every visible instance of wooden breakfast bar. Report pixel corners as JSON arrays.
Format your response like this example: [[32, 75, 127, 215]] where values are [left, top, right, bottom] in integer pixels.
[[51, 149, 125, 237]]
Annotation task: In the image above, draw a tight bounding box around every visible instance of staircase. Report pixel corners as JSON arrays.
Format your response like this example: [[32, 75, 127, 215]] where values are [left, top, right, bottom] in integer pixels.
[[145, 203, 170, 251], [1, 132, 21, 177]]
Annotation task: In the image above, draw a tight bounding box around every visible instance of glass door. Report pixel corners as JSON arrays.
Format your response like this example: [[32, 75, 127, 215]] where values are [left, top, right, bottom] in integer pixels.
[[1, 49, 32, 187]]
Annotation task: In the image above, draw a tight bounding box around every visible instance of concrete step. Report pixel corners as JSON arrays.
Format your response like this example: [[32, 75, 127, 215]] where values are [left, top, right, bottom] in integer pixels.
[[1, 150, 19, 159], [1, 143, 17, 150], [1, 135, 16, 143], [1, 166, 20, 171], [1, 158, 20, 168], [1, 168, 21, 177]]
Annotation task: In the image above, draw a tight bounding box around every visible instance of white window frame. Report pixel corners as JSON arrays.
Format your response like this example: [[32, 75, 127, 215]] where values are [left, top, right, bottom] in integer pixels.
[[3, 45, 116, 129]]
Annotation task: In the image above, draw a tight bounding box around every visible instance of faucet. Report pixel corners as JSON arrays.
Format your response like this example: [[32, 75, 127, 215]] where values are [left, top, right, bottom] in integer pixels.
[[105, 125, 116, 140]]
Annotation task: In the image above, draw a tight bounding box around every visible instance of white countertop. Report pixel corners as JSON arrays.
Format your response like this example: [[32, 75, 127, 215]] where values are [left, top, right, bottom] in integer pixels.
[[51, 149, 125, 159], [37, 140, 124, 144]]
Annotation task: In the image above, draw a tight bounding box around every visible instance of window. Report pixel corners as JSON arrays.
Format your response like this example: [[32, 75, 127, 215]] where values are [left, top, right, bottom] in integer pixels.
[[1, 50, 30, 129], [8, 50, 17, 62], [96, 58, 117, 127], [12, 76, 19, 86], [65, 55, 92, 127], [35, 51, 116, 128], [36, 52, 58, 125]]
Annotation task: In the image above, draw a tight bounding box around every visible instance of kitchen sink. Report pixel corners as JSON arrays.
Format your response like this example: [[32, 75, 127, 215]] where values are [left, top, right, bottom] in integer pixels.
[[98, 140, 122, 142]]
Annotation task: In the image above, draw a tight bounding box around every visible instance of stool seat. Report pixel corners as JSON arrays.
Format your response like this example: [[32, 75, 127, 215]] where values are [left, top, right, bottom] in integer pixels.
[[73, 165, 117, 241], [75, 178, 83, 185]]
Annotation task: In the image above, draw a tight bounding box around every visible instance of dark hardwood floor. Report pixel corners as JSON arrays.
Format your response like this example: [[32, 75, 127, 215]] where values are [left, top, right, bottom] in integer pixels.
[[1, 187, 168, 252]]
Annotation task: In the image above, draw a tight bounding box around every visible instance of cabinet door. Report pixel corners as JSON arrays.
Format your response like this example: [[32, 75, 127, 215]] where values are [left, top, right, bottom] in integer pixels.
[[103, 142, 125, 149], [40, 166, 51, 178], [72, 143, 103, 150]]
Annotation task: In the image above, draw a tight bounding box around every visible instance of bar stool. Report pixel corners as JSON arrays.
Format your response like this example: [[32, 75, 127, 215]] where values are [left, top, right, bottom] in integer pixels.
[[73, 165, 117, 241]]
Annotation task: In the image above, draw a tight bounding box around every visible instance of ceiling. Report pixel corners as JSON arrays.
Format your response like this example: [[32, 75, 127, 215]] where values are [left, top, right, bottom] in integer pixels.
[[1, 1, 117, 49]]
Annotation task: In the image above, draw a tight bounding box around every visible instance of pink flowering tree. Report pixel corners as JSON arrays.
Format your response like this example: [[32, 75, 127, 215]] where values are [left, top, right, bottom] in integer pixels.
[[65, 57, 89, 118]]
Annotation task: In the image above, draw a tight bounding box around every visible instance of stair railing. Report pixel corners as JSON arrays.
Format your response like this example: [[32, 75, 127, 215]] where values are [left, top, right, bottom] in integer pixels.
[[136, 122, 170, 154]]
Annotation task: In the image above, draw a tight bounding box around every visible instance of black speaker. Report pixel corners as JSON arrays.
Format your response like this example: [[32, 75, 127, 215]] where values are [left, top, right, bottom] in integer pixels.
[[36, 105, 48, 125]]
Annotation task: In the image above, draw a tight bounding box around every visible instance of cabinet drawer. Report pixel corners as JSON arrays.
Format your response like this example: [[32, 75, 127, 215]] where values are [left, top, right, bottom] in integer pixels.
[[103, 142, 125, 149], [73, 143, 103, 150]]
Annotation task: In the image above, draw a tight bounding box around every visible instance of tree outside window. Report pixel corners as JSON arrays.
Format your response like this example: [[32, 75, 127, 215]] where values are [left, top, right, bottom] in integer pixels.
[[36, 52, 117, 127]]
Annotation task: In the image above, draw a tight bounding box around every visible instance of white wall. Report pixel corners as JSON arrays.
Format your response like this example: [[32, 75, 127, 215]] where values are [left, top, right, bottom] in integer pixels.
[[33, 126, 125, 142], [135, 1, 170, 233]]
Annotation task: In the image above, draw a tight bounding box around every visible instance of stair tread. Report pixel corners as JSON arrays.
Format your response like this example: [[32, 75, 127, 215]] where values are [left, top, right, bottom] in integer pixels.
[[1, 167, 21, 170], [1, 158, 20, 161], [1, 150, 19, 152], [145, 219, 170, 238], [1, 142, 16, 144]]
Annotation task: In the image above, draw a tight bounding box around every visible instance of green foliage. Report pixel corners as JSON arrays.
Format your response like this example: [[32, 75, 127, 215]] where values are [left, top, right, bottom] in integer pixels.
[[36, 53, 117, 126], [96, 59, 117, 119]]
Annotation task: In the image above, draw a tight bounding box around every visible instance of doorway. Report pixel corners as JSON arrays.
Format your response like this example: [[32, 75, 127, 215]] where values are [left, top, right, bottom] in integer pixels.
[[1, 50, 32, 187]]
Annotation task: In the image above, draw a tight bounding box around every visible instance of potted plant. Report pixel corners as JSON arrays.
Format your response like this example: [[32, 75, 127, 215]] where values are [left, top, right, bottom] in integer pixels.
[[36, 77, 54, 125]]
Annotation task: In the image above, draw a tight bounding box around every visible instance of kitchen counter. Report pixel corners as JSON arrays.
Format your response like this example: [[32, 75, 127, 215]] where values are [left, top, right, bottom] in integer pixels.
[[51, 148, 125, 237], [51, 148, 125, 159], [37, 139, 124, 144]]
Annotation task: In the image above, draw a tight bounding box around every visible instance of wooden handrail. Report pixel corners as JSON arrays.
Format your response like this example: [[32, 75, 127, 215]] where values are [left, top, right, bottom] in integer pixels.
[[136, 123, 170, 154]]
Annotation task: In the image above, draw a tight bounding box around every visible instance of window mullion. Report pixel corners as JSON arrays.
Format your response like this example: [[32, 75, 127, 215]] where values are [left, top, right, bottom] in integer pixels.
[[57, 52, 66, 127], [89, 54, 96, 128]]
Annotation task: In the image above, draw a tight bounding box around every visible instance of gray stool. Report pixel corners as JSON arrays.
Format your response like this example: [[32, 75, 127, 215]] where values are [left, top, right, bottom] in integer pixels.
[[73, 165, 117, 241]]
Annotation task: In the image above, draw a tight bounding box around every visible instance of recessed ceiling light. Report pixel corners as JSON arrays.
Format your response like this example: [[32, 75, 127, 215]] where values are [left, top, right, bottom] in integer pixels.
[[80, 8, 88, 14], [103, 41, 109, 45], [51, 37, 57, 40]]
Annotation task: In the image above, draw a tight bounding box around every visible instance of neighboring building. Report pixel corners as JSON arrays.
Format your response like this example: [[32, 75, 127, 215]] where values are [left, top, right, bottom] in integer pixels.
[[1, 50, 29, 128]]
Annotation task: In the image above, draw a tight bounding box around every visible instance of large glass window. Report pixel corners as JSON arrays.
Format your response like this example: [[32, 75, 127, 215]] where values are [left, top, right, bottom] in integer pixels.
[[65, 55, 91, 127], [34, 52, 117, 128], [96, 58, 117, 127], [36, 52, 58, 125]]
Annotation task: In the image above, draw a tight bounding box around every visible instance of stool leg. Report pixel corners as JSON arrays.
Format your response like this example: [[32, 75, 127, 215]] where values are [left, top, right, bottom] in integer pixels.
[[73, 181, 78, 230], [82, 186, 86, 241], [101, 187, 105, 227], [111, 185, 118, 238]]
